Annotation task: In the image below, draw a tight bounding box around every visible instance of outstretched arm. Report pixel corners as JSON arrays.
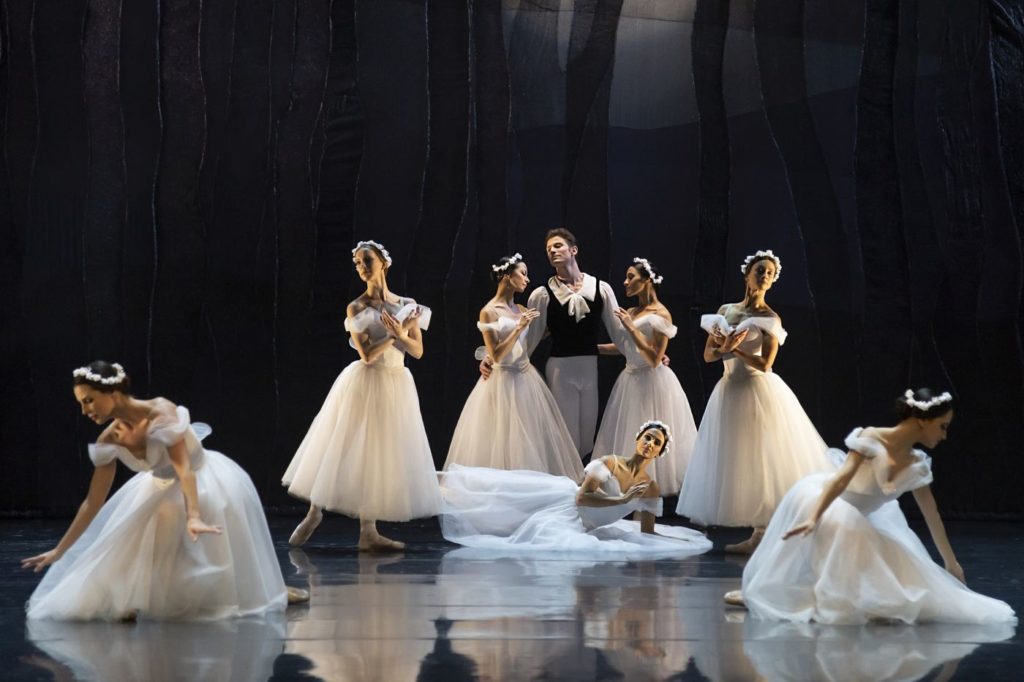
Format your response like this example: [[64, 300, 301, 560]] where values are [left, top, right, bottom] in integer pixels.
[[21, 456, 116, 572], [167, 436, 223, 541], [912, 485, 965, 583], [783, 451, 865, 539]]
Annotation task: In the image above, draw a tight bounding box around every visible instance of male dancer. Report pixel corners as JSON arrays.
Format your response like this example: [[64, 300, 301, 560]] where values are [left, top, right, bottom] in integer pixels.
[[482, 228, 619, 457]]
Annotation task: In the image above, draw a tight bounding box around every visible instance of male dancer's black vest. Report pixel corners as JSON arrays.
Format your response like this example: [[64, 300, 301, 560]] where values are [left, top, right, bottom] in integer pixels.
[[544, 280, 604, 357]]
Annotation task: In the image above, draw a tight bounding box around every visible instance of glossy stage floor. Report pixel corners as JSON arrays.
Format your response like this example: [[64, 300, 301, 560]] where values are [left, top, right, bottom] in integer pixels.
[[3, 516, 1021, 681]]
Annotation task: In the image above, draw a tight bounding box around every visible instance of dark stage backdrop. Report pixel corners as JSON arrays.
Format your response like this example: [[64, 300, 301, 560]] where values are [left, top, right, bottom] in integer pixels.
[[2, 0, 1023, 517]]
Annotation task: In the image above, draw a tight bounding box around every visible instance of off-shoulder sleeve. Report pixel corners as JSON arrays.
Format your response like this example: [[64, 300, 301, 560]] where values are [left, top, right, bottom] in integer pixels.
[[147, 406, 191, 447], [583, 458, 613, 483], [906, 450, 934, 490], [88, 443, 126, 467], [344, 307, 376, 333], [643, 315, 677, 339], [635, 496, 664, 517], [477, 317, 516, 334], [843, 428, 887, 459], [736, 316, 788, 345], [396, 301, 431, 330], [522, 287, 549, 355], [700, 314, 732, 336]]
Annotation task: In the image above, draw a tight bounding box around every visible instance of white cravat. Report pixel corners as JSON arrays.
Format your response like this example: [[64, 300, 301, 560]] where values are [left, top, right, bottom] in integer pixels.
[[548, 274, 597, 322]]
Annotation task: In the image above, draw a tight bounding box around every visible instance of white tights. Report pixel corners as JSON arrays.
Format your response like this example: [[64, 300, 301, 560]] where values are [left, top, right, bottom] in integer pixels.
[[545, 356, 598, 457]]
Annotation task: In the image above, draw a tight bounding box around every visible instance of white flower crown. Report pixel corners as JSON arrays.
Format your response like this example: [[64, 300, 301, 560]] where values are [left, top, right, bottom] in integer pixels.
[[492, 253, 523, 274], [903, 389, 953, 411], [741, 249, 782, 282], [352, 240, 393, 268], [633, 257, 664, 284], [635, 419, 672, 456], [72, 363, 126, 386]]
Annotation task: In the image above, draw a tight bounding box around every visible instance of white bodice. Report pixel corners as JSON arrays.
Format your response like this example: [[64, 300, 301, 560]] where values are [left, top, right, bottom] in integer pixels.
[[618, 314, 677, 372], [88, 406, 209, 480], [578, 458, 662, 530], [345, 299, 431, 369], [833, 428, 934, 514], [477, 315, 530, 371], [701, 312, 788, 380]]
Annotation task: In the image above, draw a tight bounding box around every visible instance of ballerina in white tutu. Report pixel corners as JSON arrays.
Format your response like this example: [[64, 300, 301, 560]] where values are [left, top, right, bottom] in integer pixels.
[[593, 257, 697, 494], [444, 254, 583, 478], [728, 389, 1016, 625], [439, 420, 711, 557], [675, 249, 831, 553], [283, 240, 441, 551], [22, 361, 302, 621]]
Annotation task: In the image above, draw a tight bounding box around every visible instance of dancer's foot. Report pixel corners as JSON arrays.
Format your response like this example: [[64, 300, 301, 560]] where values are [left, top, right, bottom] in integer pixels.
[[286, 586, 310, 605], [724, 528, 764, 555], [724, 590, 747, 608], [289, 508, 323, 547], [358, 531, 405, 552], [117, 609, 139, 623]]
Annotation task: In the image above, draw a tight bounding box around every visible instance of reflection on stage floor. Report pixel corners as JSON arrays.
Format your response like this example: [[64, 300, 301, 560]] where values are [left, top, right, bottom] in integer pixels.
[[4, 517, 1021, 681]]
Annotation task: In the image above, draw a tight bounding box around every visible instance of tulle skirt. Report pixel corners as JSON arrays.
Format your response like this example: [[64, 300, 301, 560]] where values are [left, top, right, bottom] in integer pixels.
[[444, 365, 584, 479], [675, 371, 831, 527], [593, 365, 698, 494], [282, 361, 442, 521], [439, 465, 711, 558], [27, 450, 287, 621], [741, 473, 1018, 624]]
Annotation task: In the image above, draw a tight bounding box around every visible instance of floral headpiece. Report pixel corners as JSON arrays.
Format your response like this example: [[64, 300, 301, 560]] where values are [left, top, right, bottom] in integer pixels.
[[635, 419, 672, 456], [352, 240, 393, 268], [633, 257, 664, 285], [903, 389, 953, 412], [492, 253, 523, 274], [72, 363, 126, 386], [740, 249, 782, 282]]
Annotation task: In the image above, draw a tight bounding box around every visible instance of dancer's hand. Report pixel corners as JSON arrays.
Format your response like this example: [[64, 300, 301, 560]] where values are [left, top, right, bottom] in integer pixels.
[[720, 329, 748, 353], [515, 308, 540, 330], [479, 356, 493, 380], [782, 519, 816, 539], [945, 560, 966, 584], [661, 354, 671, 367], [624, 481, 651, 501], [111, 418, 150, 451], [380, 310, 407, 340], [21, 548, 62, 573], [186, 518, 223, 541], [401, 306, 422, 330], [613, 307, 636, 331]]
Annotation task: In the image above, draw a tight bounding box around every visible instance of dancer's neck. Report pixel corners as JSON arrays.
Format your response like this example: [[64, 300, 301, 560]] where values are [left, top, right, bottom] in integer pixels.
[[364, 279, 393, 304], [554, 261, 584, 288]]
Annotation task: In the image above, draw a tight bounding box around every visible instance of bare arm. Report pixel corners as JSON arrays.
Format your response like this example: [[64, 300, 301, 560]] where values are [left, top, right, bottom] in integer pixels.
[[21, 461, 117, 572], [480, 307, 538, 364], [597, 343, 621, 356], [615, 310, 670, 368], [783, 451, 865, 539], [638, 479, 661, 534], [731, 327, 779, 372], [348, 303, 396, 364], [576, 459, 650, 508], [390, 310, 424, 359], [912, 485, 964, 582], [167, 437, 222, 541]]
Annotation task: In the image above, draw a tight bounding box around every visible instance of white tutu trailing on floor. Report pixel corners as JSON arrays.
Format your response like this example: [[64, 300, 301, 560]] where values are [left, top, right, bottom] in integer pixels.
[[676, 314, 831, 527], [741, 429, 1017, 625], [27, 407, 287, 621], [444, 316, 583, 479], [594, 314, 697, 494], [439, 461, 712, 557], [282, 301, 442, 521]]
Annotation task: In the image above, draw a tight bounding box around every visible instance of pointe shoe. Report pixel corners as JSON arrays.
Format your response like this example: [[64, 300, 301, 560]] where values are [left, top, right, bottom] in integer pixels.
[[289, 509, 323, 547], [357, 533, 406, 552], [286, 586, 310, 605], [724, 529, 764, 555], [724, 590, 747, 608]]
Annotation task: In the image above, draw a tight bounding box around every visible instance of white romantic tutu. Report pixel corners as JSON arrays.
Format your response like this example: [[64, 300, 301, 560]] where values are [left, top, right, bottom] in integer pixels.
[[28, 408, 287, 621], [282, 302, 442, 521], [741, 430, 1017, 625], [676, 315, 830, 526], [439, 462, 711, 558], [445, 316, 583, 479]]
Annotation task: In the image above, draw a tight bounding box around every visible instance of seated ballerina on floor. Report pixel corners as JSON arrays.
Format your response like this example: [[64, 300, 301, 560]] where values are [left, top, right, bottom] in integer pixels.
[[439, 420, 711, 556], [726, 388, 1016, 625], [22, 361, 306, 621]]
